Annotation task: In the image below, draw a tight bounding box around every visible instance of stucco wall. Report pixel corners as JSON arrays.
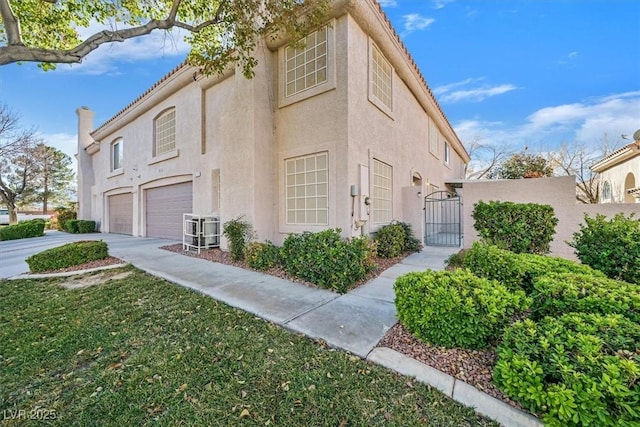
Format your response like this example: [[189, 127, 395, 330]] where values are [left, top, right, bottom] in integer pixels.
[[598, 156, 639, 203], [460, 176, 640, 259]]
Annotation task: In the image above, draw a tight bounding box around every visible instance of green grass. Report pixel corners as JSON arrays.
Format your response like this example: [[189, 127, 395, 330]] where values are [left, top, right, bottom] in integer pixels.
[[0, 267, 497, 426]]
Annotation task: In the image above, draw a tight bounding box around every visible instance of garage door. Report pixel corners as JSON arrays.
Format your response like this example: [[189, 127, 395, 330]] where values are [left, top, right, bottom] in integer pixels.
[[108, 193, 133, 235], [145, 182, 193, 240]]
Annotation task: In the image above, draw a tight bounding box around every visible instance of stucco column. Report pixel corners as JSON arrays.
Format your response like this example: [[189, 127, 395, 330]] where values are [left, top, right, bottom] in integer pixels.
[[76, 107, 95, 220]]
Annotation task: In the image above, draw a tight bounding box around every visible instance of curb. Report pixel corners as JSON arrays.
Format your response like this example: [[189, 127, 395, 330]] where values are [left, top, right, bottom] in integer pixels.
[[367, 347, 542, 427], [8, 262, 129, 280]]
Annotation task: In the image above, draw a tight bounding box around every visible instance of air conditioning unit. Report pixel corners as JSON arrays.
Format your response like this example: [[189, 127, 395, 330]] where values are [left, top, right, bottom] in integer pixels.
[[183, 213, 220, 253]]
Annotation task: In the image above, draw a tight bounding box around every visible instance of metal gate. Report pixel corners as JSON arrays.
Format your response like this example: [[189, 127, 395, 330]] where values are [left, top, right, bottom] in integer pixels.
[[424, 191, 462, 246]]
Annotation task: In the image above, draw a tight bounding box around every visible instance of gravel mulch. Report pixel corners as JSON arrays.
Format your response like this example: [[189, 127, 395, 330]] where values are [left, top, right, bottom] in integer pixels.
[[29, 256, 126, 274], [160, 243, 526, 413]]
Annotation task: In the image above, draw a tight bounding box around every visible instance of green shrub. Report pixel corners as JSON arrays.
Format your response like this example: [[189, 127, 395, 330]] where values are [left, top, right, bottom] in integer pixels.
[[0, 219, 46, 241], [472, 200, 558, 254], [222, 216, 254, 261], [464, 242, 605, 294], [570, 213, 640, 284], [494, 313, 640, 426], [394, 269, 530, 349], [243, 241, 282, 271], [444, 248, 469, 270], [374, 223, 405, 258], [66, 219, 79, 233], [55, 206, 77, 231], [531, 273, 639, 323], [281, 229, 376, 293], [396, 221, 422, 253], [77, 220, 96, 233], [26, 240, 109, 273]]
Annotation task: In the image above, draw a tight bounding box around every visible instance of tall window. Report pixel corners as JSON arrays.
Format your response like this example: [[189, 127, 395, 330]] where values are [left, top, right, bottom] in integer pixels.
[[154, 108, 176, 156], [444, 141, 450, 164], [370, 44, 392, 110], [602, 181, 611, 201], [285, 152, 328, 225], [111, 138, 123, 171], [372, 159, 392, 224], [285, 27, 328, 97], [429, 119, 439, 156]]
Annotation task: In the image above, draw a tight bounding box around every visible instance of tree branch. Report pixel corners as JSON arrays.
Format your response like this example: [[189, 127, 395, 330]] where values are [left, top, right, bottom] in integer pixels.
[[0, 0, 23, 46]]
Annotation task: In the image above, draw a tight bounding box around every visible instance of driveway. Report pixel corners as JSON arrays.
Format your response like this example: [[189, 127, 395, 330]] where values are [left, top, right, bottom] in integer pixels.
[[0, 231, 175, 279]]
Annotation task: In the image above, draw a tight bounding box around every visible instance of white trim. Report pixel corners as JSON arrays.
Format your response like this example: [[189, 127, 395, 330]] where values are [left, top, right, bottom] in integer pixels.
[[148, 149, 180, 165]]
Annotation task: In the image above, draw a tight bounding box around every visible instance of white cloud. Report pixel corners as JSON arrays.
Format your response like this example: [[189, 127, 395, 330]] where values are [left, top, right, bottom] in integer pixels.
[[554, 51, 579, 66], [435, 78, 518, 103], [58, 22, 189, 75], [453, 92, 640, 151], [402, 14, 435, 36], [433, 0, 455, 9], [377, 0, 398, 7]]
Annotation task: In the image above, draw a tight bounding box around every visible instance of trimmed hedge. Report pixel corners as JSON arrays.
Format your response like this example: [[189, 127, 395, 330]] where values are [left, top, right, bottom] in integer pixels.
[[394, 269, 530, 349], [281, 229, 376, 294], [26, 240, 109, 273], [0, 219, 45, 241], [570, 213, 640, 284], [472, 200, 558, 254], [77, 220, 96, 233], [464, 242, 605, 294], [531, 273, 639, 323], [66, 219, 79, 233], [243, 241, 282, 271], [374, 223, 405, 258], [494, 313, 640, 426]]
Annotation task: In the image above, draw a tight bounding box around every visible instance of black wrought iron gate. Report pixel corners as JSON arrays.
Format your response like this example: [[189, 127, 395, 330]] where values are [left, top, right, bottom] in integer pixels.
[[424, 191, 462, 246]]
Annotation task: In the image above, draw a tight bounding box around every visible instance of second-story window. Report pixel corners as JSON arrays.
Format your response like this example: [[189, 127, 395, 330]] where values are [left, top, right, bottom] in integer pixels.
[[285, 27, 328, 98], [154, 108, 176, 156], [111, 138, 123, 171], [370, 44, 393, 111]]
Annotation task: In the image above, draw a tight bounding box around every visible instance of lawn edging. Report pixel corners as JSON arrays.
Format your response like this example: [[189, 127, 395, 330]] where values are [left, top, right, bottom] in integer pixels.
[[367, 347, 542, 427], [8, 262, 128, 280]]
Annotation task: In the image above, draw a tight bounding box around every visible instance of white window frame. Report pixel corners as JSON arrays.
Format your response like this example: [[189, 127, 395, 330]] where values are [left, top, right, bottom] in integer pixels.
[[368, 41, 393, 117], [372, 158, 393, 224], [154, 108, 176, 157], [444, 141, 450, 165], [279, 23, 336, 108], [285, 152, 329, 226], [111, 138, 123, 172], [602, 180, 612, 201]]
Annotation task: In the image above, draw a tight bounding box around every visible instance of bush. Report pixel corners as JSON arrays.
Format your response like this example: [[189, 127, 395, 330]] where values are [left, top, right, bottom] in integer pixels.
[[472, 200, 558, 254], [444, 248, 469, 270], [26, 240, 109, 273], [531, 273, 639, 323], [374, 223, 405, 258], [55, 206, 77, 231], [222, 216, 254, 261], [464, 242, 604, 294], [77, 220, 96, 233], [66, 219, 79, 233], [281, 229, 376, 293], [494, 313, 640, 426], [570, 213, 640, 284], [243, 241, 282, 271], [0, 219, 46, 241], [394, 269, 530, 349], [396, 221, 422, 253]]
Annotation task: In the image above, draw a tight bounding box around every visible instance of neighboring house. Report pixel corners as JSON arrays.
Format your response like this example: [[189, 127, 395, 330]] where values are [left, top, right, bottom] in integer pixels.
[[76, 0, 469, 245], [591, 136, 640, 204]]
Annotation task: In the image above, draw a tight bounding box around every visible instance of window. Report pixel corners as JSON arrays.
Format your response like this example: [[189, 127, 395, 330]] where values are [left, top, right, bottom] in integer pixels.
[[429, 119, 439, 156], [154, 108, 176, 156], [372, 159, 392, 224], [111, 138, 123, 171], [285, 27, 328, 98], [370, 44, 393, 111], [602, 181, 611, 201], [444, 141, 450, 164], [285, 152, 328, 225]]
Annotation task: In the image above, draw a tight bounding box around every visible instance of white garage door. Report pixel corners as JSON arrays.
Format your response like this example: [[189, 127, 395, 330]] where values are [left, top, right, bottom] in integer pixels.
[[108, 193, 133, 235], [145, 182, 193, 240]]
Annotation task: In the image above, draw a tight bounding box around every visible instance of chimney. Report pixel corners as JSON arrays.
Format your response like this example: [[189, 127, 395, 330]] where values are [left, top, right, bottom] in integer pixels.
[[76, 106, 95, 220]]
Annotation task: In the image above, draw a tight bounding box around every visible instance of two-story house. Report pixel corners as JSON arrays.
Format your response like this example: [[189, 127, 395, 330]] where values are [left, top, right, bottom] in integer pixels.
[[76, 0, 470, 244], [591, 132, 640, 204]]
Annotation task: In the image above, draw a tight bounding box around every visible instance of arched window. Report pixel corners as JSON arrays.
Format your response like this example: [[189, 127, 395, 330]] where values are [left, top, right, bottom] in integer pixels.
[[624, 173, 636, 203], [154, 108, 176, 156]]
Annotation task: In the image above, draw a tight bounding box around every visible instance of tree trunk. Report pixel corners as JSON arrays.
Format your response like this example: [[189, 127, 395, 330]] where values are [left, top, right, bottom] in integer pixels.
[[8, 202, 17, 224], [42, 161, 48, 214]]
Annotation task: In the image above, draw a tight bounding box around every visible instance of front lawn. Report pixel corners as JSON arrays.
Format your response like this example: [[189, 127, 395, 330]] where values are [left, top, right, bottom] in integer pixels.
[[0, 267, 496, 426]]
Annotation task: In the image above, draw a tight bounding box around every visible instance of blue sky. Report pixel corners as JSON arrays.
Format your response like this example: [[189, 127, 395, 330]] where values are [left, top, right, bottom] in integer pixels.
[[1, 0, 639, 171]]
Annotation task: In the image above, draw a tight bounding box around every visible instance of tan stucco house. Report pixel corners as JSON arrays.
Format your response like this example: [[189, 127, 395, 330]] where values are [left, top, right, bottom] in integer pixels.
[[591, 136, 640, 204], [76, 0, 469, 245]]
